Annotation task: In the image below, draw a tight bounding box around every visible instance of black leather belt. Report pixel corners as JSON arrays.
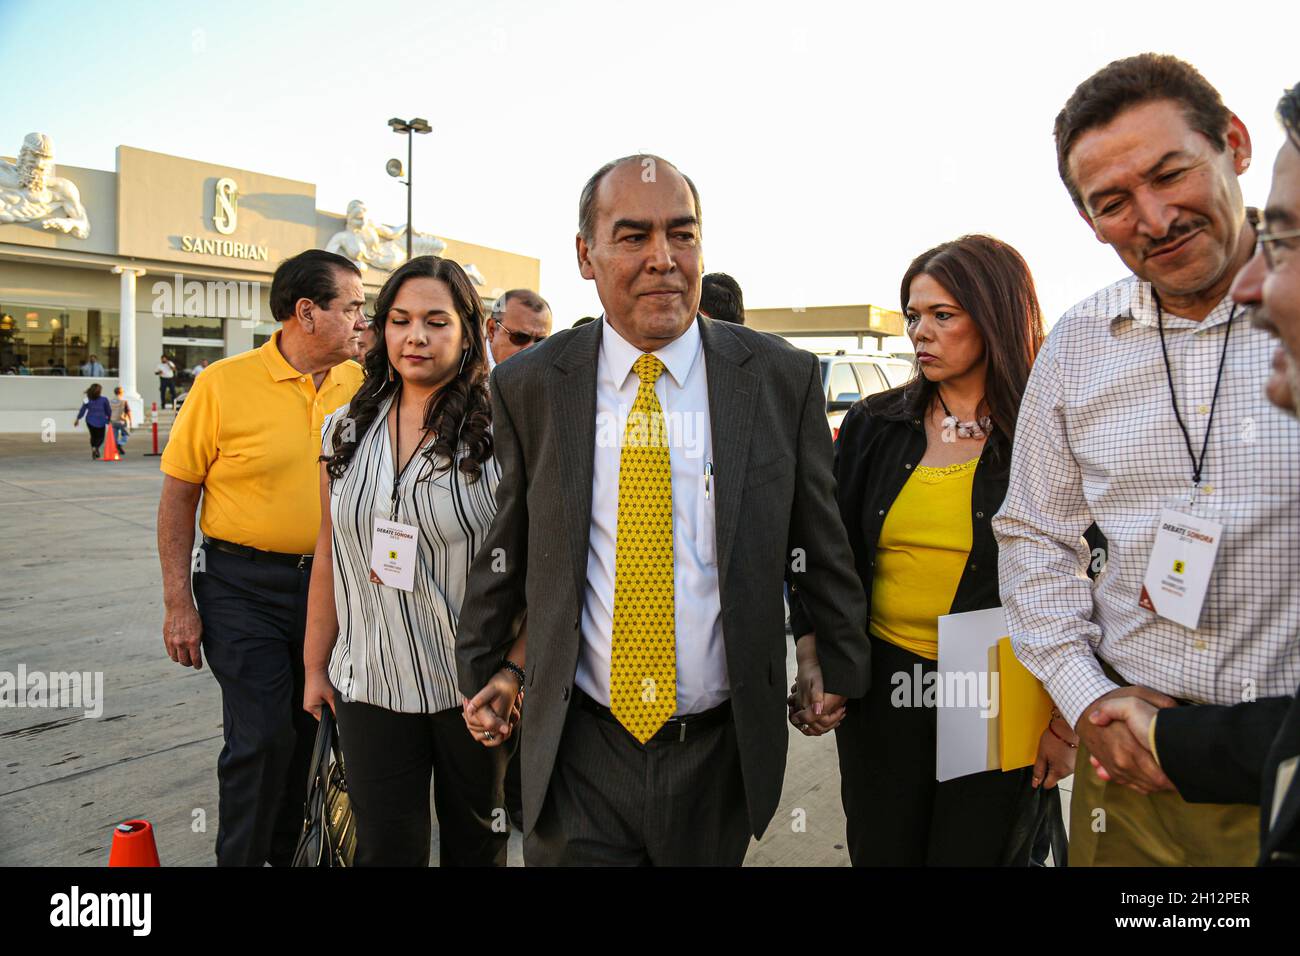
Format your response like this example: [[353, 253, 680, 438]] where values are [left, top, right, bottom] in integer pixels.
[[574, 687, 731, 744], [1100, 658, 1197, 707], [203, 536, 313, 570]]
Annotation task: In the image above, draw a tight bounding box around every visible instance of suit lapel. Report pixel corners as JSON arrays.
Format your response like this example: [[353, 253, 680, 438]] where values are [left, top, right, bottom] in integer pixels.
[[699, 317, 758, 577], [550, 319, 602, 612]]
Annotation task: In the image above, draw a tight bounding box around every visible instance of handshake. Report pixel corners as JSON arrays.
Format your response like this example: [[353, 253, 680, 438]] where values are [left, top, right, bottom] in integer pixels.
[[1082, 686, 1180, 794]]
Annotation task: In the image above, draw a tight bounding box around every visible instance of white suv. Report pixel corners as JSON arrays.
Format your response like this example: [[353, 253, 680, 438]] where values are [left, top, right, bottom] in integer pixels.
[[816, 351, 912, 439]]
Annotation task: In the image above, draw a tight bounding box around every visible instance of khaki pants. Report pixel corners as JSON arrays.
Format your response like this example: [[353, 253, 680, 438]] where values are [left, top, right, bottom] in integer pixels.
[[1070, 740, 1258, 866]]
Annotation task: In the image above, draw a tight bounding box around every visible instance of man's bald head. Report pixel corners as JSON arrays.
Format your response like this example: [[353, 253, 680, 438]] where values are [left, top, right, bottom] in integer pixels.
[[578, 154, 702, 245]]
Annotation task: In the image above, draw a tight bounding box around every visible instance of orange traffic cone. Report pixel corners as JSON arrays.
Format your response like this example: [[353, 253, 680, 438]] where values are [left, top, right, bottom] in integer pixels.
[[100, 425, 121, 462], [107, 819, 160, 867]]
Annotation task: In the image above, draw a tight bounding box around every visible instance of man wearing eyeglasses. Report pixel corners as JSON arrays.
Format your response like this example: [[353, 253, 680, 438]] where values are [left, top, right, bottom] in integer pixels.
[[995, 55, 1300, 867], [157, 249, 366, 866], [1086, 82, 1300, 867], [486, 288, 552, 368]]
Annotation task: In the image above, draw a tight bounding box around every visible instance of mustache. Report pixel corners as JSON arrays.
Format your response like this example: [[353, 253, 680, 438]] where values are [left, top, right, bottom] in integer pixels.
[[1244, 303, 1274, 335], [1144, 218, 1209, 258]]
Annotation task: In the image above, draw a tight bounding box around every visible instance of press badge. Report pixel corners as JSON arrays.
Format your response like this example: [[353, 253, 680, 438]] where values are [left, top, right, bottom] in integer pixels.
[[1137, 501, 1224, 630], [369, 518, 418, 591]]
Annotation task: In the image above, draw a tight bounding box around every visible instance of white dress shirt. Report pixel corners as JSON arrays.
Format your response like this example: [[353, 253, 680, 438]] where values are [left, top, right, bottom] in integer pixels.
[[994, 274, 1300, 726], [576, 317, 728, 714]]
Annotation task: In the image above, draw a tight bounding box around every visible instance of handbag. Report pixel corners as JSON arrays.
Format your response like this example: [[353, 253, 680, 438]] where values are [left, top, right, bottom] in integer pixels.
[[291, 707, 357, 867], [1001, 772, 1069, 867]]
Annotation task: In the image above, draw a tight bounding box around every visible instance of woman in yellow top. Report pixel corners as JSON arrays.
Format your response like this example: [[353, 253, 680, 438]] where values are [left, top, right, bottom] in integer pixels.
[[788, 235, 1077, 865]]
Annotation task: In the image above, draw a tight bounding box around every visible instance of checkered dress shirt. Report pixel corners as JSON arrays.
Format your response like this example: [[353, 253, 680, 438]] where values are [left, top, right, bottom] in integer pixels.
[[994, 274, 1300, 726]]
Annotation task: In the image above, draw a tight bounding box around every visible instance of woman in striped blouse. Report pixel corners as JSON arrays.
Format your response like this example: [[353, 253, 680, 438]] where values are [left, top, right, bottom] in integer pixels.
[[303, 256, 516, 866]]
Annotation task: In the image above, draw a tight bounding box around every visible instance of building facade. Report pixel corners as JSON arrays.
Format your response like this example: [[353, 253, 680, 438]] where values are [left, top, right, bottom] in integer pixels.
[[0, 138, 540, 431]]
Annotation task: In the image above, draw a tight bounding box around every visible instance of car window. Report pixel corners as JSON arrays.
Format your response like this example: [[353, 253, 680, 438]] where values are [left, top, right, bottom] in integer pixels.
[[827, 362, 861, 403], [852, 363, 890, 396], [880, 361, 912, 388]]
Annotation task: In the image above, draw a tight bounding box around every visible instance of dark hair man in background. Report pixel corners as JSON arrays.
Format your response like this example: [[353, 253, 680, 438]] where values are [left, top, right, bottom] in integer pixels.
[[700, 272, 745, 325], [157, 249, 366, 866]]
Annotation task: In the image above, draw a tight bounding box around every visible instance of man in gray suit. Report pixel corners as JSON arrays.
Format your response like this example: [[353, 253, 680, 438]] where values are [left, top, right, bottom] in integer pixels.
[[456, 153, 868, 865]]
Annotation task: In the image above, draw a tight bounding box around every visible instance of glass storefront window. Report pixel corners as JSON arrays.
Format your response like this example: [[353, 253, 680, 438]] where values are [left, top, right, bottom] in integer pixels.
[[0, 304, 120, 376], [252, 320, 277, 350], [162, 315, 223, 340]]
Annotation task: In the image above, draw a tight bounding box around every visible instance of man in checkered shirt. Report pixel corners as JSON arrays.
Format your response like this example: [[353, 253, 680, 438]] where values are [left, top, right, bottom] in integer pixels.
[[994, 53, 1300, 866]]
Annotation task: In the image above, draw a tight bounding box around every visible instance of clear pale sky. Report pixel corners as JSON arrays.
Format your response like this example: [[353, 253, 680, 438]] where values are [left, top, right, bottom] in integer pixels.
[[2, 0, 1296, 335]]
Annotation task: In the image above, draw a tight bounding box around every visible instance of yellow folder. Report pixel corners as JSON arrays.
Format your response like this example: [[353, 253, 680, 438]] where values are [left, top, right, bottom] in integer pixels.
[[997, 637, 1053, 771]]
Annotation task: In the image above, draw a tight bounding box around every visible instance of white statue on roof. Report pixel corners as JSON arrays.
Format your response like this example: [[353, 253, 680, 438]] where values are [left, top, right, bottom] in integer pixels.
[[325, 199, 446, 272], [0, 133, 91, 239]]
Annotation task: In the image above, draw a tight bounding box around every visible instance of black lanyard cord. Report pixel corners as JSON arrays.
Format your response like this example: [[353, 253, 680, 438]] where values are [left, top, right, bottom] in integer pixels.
[[390, 389, 430, 521], [1155, 297, 1237, 489]]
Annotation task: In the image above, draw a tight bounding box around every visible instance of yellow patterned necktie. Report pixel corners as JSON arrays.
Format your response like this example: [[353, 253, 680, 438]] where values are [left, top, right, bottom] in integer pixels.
[[609, 353, 677, 743]]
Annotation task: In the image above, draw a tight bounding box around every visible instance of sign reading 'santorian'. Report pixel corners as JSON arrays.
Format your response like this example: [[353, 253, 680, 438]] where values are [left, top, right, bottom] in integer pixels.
[[179, 235, 269, 260]]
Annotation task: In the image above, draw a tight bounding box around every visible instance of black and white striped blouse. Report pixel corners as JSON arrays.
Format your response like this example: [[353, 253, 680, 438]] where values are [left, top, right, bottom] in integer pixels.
[[321, 396, 500, 714]]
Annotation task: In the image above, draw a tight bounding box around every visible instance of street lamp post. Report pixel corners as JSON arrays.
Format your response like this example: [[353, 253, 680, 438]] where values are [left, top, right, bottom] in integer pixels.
[[387, 117, 432, 263]]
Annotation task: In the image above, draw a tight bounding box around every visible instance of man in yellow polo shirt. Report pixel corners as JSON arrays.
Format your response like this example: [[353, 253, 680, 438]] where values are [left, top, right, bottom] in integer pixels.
[[157, 249, 366, 866]]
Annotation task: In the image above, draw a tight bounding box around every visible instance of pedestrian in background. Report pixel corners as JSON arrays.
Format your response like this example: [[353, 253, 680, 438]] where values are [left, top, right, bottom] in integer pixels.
[[74, 382, 112, 458], [155, 353, 177, 409], [109, 385, 132, 455]]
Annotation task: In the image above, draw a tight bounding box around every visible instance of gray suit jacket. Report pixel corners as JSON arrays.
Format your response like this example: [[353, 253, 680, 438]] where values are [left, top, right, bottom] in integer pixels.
[[456, 315, 869, 838]]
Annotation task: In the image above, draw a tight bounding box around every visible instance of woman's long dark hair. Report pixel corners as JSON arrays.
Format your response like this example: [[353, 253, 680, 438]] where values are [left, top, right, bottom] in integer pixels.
[[876, 234, 1045, 462], [323, 255, 493, 482], [85, 383, 102, 400]]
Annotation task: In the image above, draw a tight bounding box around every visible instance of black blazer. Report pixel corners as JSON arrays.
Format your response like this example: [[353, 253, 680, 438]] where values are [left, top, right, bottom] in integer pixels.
[[1156, 691, 1300, 865], [456, 316, 870, 839], [789, 389, 1010, 642]]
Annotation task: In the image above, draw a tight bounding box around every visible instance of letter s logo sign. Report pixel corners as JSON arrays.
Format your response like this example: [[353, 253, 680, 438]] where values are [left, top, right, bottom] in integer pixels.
[[213, 177, 238, 235]]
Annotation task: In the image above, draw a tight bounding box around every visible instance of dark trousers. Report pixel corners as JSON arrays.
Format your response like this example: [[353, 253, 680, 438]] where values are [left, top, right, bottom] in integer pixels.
[[524, 694, 752, 866], [87, 424, 105, 451], [160, 379, 176, 407], [193, 545, 316, 866], [835, 635, 1033, 866], [333, 699, 512, 866]]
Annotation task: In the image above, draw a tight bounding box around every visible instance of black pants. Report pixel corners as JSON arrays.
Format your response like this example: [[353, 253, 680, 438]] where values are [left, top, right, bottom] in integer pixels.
[[87, 424, 105, 452], [160, 379, 176, 407], [193, 545, 317, 866], [835, 635, 1034, 866], [333, 699, 512, 866], [525, 694, 752, 866]]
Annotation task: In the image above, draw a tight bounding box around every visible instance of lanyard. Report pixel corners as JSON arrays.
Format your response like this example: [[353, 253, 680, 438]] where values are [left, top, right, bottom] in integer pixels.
[[390, 391, 429, 522], [1155, 297, 1237, 492]]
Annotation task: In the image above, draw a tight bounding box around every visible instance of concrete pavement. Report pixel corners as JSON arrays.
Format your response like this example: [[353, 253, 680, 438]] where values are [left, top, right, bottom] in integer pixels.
[[0, 422, 869, 866]]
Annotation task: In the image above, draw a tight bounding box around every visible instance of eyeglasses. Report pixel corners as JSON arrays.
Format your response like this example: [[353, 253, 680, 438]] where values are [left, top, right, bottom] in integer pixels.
[[495, 318, 547, 348], [1258, 227, 1300, 270]]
